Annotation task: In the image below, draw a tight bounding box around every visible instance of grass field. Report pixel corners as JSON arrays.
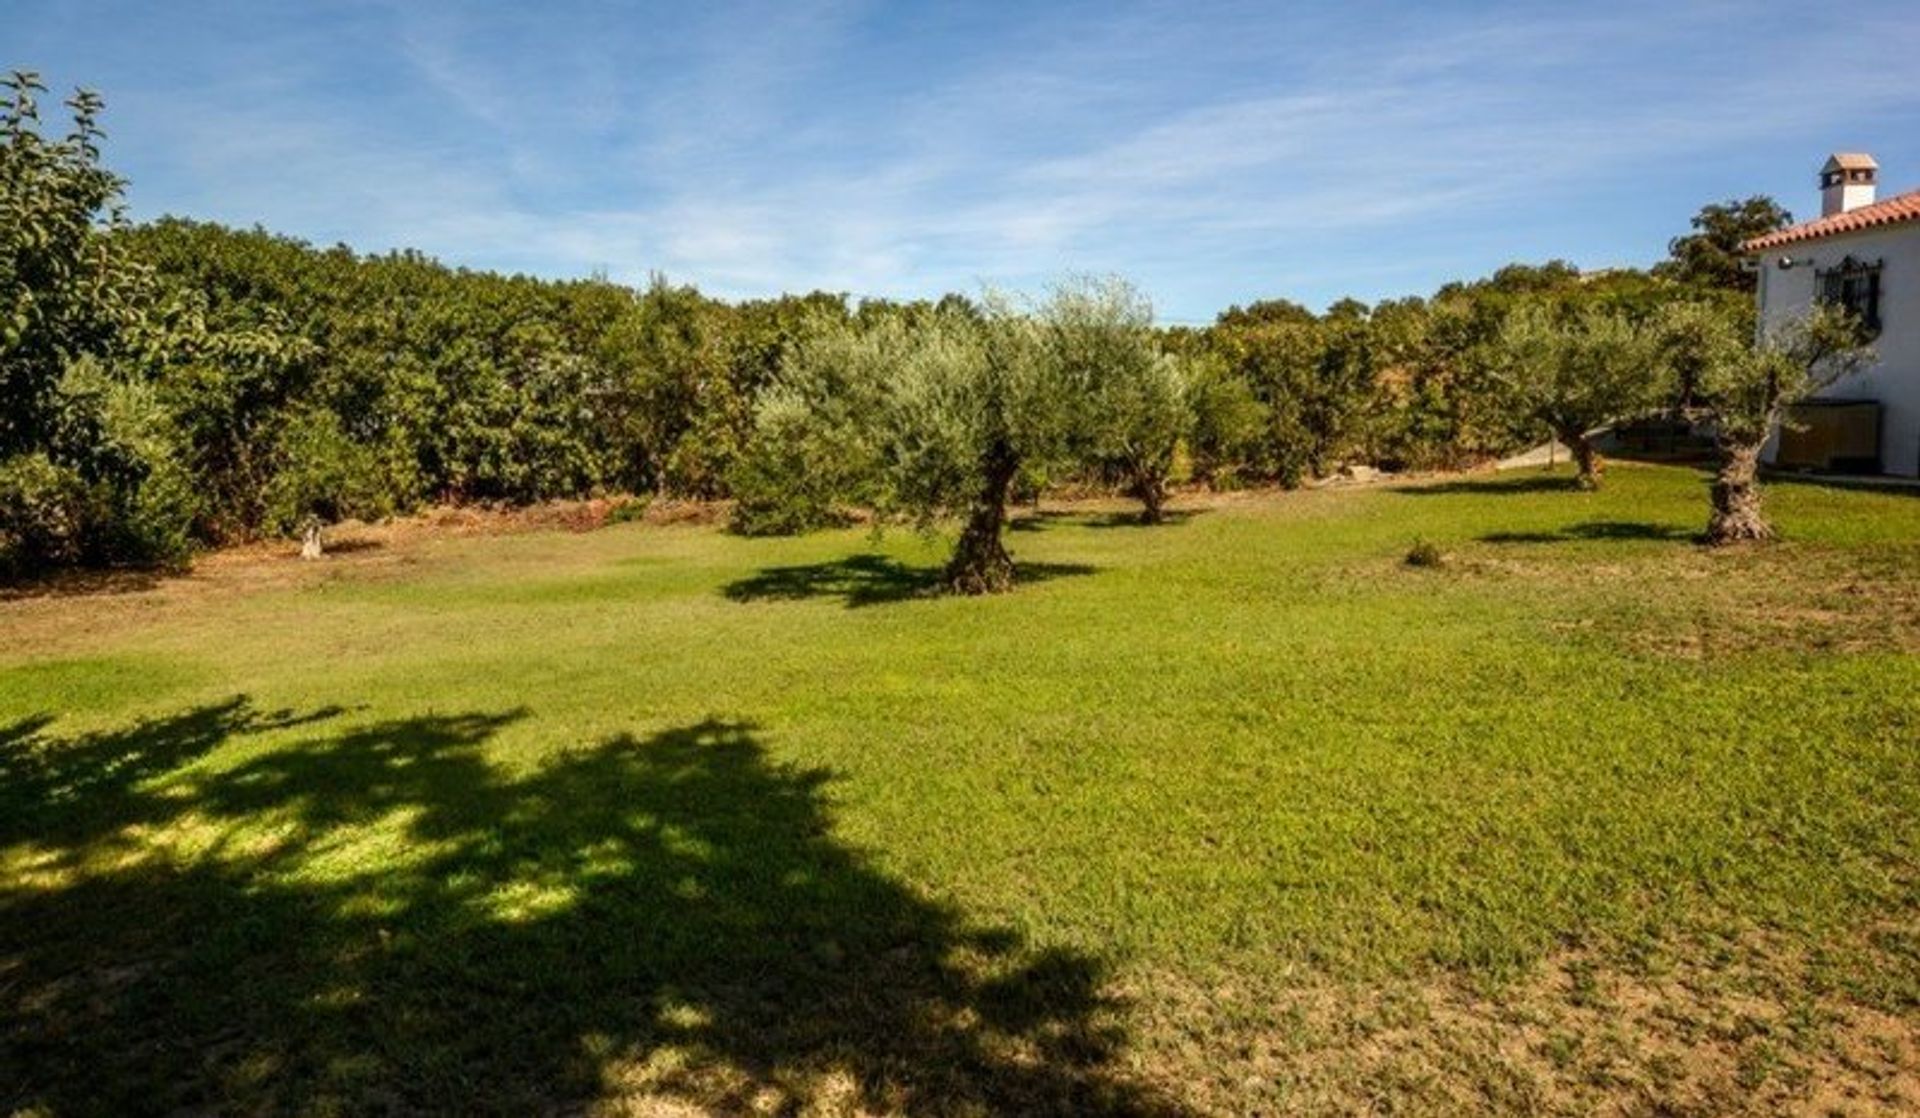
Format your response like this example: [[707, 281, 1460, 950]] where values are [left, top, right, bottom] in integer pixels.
[[4, 464, 1919, 1115]]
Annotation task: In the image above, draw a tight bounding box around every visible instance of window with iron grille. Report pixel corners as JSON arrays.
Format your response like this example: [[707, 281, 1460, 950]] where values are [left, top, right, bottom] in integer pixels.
[[1818, 256, 1883, 335]]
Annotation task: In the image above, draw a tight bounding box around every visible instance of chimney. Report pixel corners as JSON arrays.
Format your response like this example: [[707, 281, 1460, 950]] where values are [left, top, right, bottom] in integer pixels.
[[1821, 152, 1878, 217]]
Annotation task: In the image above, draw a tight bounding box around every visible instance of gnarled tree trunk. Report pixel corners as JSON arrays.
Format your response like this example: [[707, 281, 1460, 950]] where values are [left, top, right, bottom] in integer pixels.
[[1131, 464, 1167, 525], [945, 442, 1018, 594], [1556, 425, 1603, 490], [1705, 442, 1772, 545]]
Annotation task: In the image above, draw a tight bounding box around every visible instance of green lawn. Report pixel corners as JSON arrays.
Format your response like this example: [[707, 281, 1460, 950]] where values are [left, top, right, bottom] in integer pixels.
[[5, 465, 1919, 1115]]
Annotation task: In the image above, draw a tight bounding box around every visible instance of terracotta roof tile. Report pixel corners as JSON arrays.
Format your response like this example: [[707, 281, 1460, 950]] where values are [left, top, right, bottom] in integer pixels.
[[1824, 152, 1879, 171], [1744, 189, 1920, 252]]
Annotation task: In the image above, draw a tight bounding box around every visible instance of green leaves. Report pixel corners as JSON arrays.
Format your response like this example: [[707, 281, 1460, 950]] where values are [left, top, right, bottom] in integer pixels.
[[1487, 301, 1669, 439], [1655, 196, 1793, 294], [1659, 299, 1874, 447], [0, 74, 196, 572]]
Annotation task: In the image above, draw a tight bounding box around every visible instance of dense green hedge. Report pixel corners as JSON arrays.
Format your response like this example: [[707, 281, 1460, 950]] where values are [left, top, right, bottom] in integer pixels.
[[2, 73, 1775, 577]]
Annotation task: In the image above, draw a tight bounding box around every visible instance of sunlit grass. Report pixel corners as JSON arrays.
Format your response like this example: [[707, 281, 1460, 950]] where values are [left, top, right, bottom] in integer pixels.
[[4, 463, 1918, 1113]]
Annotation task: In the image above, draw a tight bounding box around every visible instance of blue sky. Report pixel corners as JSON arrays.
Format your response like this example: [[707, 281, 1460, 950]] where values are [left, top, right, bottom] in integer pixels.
[[14, 1, 1920, 322]]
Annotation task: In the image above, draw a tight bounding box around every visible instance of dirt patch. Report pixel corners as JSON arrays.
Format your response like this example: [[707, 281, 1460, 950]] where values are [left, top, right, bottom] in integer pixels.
[[1124, 927, 1920, 1115], [0, 496, 683, 656], [1431, 539, 1920, 661], [1607, 545, 1920, 660]]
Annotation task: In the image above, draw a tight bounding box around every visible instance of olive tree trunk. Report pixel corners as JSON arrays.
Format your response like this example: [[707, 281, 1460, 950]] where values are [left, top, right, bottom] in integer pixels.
[[1131, 463, 1167, 525], [299, 518, 325, 560], [1555, 425, 1603, 490], [1705, 442, 1773, 545], [945, 444, 1018, 594]]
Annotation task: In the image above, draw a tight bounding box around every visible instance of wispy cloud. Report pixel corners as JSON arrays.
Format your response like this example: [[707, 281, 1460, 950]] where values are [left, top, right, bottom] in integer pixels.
[[20, 0, 1920, 318]]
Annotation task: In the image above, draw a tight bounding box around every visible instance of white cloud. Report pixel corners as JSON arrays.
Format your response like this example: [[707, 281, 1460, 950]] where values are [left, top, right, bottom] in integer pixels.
[[99, 0, 1920, 316]]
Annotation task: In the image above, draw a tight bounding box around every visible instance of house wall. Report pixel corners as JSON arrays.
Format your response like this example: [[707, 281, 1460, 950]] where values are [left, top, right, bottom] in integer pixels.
[[1756, 223, 1920, 476]]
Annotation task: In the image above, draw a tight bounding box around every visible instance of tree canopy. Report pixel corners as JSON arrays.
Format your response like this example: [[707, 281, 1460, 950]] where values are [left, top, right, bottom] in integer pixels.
[[1654, 196, 1792, 294]]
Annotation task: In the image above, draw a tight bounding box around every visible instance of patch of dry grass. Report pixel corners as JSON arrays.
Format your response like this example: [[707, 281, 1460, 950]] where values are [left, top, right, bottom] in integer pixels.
[[1124, 921, 1920, 1116]]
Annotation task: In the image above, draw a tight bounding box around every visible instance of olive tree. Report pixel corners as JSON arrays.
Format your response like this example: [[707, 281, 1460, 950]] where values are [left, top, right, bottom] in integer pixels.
[[881, 303, 1059, 593], [1046, 277, 1187, 522], [728, 311, 889, 536], [1487, 303, 1668, 489], [750, 292, 1084, 593], [748, 279, 1189, 589], [1660, 301, 1872, 544]]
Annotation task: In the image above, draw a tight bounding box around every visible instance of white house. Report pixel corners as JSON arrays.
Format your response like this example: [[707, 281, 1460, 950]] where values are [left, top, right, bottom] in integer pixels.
[[1746, 153, 1920, 477]]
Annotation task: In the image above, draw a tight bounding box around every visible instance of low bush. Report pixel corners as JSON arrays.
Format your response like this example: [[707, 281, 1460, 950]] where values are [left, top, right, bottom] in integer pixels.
[[1404, 538, 1445, 568]]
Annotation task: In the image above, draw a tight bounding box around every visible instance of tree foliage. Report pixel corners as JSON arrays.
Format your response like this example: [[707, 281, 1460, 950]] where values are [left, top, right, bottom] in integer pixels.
[[736, 280, 1169, 590], [1654, 196, 1792, 294], [1659, 300, 1872, 542], [1486, 302, 1668, 488], [1047, 278, 1185, 521], [0, 72, 200, 572]]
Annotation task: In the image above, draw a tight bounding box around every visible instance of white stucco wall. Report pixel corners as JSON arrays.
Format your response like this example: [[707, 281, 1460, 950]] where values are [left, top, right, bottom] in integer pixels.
[[1755, 222, 1920, 476], [1824, 182, 1877, 217]]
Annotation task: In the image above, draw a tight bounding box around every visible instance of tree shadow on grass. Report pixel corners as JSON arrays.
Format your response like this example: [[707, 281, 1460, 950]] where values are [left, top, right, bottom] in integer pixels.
[[1394, 475, 1586, 497], [1085, 509, 1204, 530], [1761, 472, 1920, 499], [0, 566, 168, 602], [1479, 520, 1693, 545], [317, 536, 386, 555], [722, 554, 1098, 607], [3, 703, 1177, 1115], [1008, 509, 1205, 532], [0, 699, 345, 848], [1006, 509, 1077, 533]]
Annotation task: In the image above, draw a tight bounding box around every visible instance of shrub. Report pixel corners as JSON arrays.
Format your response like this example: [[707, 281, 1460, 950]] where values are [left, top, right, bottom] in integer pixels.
[[263, 410, 393, 537], [0, 448, 194, 576], [605, 497, 651, 526], [0, 454, 91, 574], [1404, 539, 1445, 568]]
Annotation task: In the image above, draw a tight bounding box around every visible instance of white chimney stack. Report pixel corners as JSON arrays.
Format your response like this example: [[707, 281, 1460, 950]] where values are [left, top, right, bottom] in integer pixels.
[[1821, 153, 1878, 217]]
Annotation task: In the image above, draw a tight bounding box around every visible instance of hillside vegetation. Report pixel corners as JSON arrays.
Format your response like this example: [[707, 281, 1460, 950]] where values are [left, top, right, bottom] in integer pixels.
[[7, 71, 1799, 585]]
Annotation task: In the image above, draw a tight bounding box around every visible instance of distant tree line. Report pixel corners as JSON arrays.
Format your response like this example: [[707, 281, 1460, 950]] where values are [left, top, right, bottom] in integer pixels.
[[1, 73, 1865, 585]]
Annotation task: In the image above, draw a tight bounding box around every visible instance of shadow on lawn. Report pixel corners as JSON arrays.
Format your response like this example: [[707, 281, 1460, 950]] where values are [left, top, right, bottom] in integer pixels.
[[0, 699, 346, 848], [1479, 520, 1693, 545], [723, 553, 1098, 607], [1393, 474, 1586, 497], [1007, 509, 1205, 533], [2, 701, 1174, 1115], [1762, 472, 1920, 499], [0, 566, 168, 603]]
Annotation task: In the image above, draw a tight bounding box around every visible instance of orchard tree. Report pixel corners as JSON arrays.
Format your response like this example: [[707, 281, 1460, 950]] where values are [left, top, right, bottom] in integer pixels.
[[728, 310, 889, 536], [1183, 350, 1267, 485], [1660, 301, 1872, 544], [1, 72, 133, 459], [0, 71, 201, 572], [1090, 349, 1187, 521], [1047, 277, 1187, 523], [882, 301, 1059, 593], [1487, 303, 1668, 490], [1208, 306, 1376, 486], [758, 292, 1082, 593]]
